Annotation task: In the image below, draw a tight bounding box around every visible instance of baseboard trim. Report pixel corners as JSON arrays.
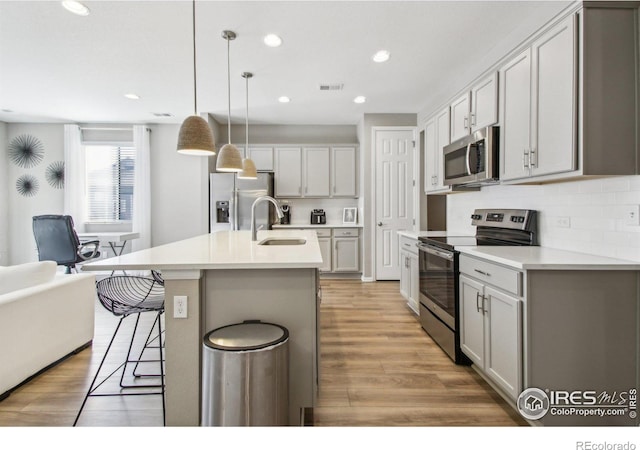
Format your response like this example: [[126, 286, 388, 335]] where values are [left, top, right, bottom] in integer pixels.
[[0, 340, 92, 402]]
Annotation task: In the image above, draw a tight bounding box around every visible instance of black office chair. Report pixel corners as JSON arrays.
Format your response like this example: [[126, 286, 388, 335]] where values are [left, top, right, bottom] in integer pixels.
[[32, 215, 101, 273], [74, 275, 165, 426]]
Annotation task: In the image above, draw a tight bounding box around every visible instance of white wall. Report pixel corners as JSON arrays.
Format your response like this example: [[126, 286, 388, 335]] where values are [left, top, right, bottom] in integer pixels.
[[7, 124, 65, 264], [278, 198, 359, 226], [446, 175, 640, 262], [0, 122, 8, 264], [149, 124, 210, 246]]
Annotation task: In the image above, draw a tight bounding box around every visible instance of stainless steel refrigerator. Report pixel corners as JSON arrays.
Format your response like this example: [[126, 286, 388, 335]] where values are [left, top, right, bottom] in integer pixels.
[[210, 172, 275, 232]]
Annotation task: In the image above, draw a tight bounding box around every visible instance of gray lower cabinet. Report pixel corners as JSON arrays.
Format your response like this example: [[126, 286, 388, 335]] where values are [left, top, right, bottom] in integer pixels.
[[333, 234, 359, 272], [399, 235, 419, 314], [459, 273, 522, 401], [460, 253, 640, 426]]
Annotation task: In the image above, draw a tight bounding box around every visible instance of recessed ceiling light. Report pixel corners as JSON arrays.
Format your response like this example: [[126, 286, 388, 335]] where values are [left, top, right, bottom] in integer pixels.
[[278, 96, 290, 103], [264, 34, 283, 47], [124, 93, 140, 100], [61, 1, 90, 16], [354, 96, 366, 104], [372, 50, 390, 63]]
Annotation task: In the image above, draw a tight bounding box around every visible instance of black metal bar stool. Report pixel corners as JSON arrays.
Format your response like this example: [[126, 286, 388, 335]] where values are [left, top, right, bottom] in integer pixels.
[[74, 274, 165, 426]]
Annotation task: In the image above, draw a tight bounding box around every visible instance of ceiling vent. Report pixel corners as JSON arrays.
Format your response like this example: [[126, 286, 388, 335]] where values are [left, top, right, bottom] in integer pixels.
[[152, 112, 173, 117], [319, 83, 344, 91]]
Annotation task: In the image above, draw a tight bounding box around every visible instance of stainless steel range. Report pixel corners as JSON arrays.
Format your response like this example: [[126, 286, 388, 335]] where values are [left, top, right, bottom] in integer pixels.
[[417, 209, 537, 364]]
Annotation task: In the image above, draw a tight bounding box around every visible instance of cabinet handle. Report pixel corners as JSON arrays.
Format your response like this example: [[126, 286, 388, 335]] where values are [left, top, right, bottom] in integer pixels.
[[530, 148, 537, 168], [377, 222, 383, 227], [470, 112, 476, 127], [523, 149, 530, 170], [482, 295, 488, 315], [476, 292, 482, 313], [298, 186, 302, 194], [474, 268, 490, 277], [343, 232, 352, 235], [464, 115, 469, 130]]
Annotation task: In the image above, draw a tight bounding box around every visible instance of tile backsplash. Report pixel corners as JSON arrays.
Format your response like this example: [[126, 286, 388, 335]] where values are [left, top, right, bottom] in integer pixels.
[[446, 175, 640, 262]]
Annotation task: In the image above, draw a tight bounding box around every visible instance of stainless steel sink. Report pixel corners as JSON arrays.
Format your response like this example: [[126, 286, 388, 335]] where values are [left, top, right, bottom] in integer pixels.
[[258, 238, 306, 246]]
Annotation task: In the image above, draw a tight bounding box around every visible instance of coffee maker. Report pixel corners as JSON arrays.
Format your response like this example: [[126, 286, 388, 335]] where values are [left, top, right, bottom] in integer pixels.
[[281, 204, 291, 225]]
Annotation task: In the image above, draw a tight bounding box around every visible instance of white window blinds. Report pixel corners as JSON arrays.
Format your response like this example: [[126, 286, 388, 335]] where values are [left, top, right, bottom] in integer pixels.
[[85, 145, 135, 222]]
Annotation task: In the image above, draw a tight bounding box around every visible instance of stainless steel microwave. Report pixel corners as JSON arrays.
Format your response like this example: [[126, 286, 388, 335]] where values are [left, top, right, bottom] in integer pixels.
[[443, 126, 499, 186]]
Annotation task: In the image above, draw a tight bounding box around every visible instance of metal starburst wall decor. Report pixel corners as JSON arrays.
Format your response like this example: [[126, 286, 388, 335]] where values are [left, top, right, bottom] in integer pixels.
[[46, 161, 65, 189], [16, 174, 40, 197], [8, 134, 45, 168]]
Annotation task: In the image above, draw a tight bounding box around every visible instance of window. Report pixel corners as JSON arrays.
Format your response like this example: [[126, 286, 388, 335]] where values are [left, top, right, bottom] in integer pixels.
[[85, 145, 135, 222]]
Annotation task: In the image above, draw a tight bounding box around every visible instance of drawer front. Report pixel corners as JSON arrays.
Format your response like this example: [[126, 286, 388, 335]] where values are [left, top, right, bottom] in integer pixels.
[[333, 228, 359, 237], [312, 228, 331, 238], [460, 256, 521, 296], [399, 235, 418, 255]]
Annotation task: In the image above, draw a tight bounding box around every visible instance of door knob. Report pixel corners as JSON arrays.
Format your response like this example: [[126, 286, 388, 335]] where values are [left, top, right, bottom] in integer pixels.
[[377, 222, 383, 227]]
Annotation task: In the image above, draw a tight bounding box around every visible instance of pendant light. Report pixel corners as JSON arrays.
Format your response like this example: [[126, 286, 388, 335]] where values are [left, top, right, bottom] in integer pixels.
[[177, 0, 215, 156], [216, 30, 243, 172], [237, 72, 257, 179]]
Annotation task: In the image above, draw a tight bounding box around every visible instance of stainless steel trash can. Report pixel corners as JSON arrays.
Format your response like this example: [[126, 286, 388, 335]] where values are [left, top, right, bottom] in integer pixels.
[[201, 320, 289, 426]]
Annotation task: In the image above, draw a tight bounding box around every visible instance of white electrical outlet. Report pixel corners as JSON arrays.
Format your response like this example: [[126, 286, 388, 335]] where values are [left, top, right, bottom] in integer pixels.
[[624, 205, 640, 226], [555, 217, 571, 228], [174, 295, 188, 319]]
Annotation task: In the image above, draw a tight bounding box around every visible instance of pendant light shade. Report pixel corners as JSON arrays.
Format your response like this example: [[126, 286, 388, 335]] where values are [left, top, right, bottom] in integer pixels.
[[177, 116, 215, 155], [238, 71, 257, 179], [177, 0, 215, 156], [216, 30, 243, 172]]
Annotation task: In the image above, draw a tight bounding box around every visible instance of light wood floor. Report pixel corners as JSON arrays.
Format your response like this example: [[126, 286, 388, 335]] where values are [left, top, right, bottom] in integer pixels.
[[0, 279, 526, 427]]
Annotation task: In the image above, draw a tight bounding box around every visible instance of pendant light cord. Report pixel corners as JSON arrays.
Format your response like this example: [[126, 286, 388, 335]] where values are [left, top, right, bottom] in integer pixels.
[[192, 0, 197, 115], [245, 75, 249, 158], [227, 37, 231, 145]]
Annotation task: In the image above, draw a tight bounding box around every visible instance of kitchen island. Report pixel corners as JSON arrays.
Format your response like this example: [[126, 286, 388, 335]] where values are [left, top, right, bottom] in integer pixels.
[[82, 229, 323, 426]]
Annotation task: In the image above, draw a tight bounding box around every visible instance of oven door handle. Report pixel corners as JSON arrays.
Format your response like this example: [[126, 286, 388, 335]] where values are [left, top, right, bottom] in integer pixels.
[[417, 243, 454, 261]]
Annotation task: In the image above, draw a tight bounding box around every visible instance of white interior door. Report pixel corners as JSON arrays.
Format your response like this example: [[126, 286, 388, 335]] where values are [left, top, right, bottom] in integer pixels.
[[374, 128, 415, 280]]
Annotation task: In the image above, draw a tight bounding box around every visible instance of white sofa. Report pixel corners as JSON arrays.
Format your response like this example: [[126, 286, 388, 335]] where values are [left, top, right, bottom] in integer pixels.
[[0, 261, 96, 398]]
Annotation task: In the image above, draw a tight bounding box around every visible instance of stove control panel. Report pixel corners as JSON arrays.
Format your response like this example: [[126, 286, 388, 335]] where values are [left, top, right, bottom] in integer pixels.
[[471, 209, 536, 231]]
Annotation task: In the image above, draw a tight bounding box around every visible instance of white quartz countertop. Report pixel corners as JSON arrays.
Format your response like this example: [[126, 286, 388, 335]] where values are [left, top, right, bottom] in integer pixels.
[[81, 230, 323, 271], [272, 223, 363, 229], [459, 246, 640, 271]]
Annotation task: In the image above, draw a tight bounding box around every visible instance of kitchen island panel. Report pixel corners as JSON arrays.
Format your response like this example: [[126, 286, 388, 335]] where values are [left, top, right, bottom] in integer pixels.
[[204, 268, 319, 425]]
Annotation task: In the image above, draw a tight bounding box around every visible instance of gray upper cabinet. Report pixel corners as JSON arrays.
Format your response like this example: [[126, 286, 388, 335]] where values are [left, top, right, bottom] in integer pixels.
[[331, 147, 357, 197], [248, 147, 274, 172], [274, 147, 303, 197], [500, 15, 576, 182], [450, 72, 498, 142], [500, 5, 638, 183], [274, 145, 358, 198]]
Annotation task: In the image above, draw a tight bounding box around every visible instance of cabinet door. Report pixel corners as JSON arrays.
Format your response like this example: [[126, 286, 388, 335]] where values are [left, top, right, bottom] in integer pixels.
[[318, 237, 332, 272], [434, 107, 451, 191], [399, 251, 410, 300], [459, 275, 485, 367], [303, 147, 330, 197], [500, 49, 532, 181], [408, 252, 420, 313], [248, 147, 273, 171], [331, 147, 357, 197], [471, 72, 498, 132], [423, 118, 437, 193], [333, 237, 359, 272], [531, 15, 577, 177], [450, 92, 470, 142], [484, 286, 522, 401], [274, 147, 302, 197]]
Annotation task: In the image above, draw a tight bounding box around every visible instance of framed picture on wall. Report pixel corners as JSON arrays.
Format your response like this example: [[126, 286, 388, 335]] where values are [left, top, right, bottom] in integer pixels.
[[343, 207, 357, 225]]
